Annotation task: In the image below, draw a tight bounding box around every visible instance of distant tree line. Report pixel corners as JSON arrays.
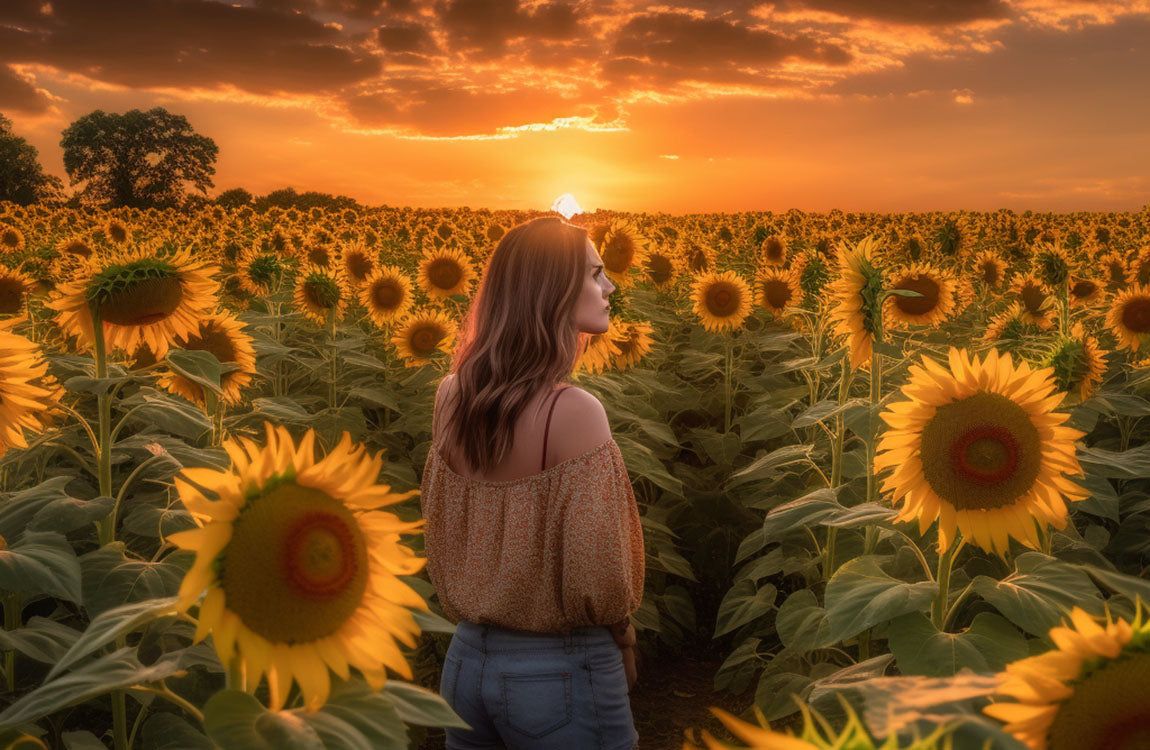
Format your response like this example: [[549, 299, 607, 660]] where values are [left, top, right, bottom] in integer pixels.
[[0, 108, 361, 212]]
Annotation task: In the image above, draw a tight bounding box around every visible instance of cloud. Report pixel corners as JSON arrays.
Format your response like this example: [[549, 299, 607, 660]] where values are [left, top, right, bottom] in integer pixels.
[[785, 0, 1013, 26], [436, 0, 581, 58], [0, 64, 51, 113]]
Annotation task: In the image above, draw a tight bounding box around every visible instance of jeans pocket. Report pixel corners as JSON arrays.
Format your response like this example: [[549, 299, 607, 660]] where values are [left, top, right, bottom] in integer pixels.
[[440, 655, 462, 706], [501, 671, 573, 738]]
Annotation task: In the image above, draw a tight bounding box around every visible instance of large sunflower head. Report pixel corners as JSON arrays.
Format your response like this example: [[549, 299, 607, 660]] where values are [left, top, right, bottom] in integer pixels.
[[691, 270, 753, 332], [46, 243, 220, 358], [168, 422, 428, 713], [883, 262, 963, 330], [339, 240, 377, 287], [294, 264, 349, 326], [417, 245, 477, 302], [874, 347, 1091, 557], [1042, 323, 1108, 404], [390, 308, 457, 367], [0, 263, 35, 321], [828, 235, 885, 369], [575, 316, 624, 375], [0, 320, 62, 460], [1105, 283, 1150, 356], [105, 217, 130, 245], [156, 310, 258, 408], [600, 218, 650, 288], [0, 225, 25, 254], [642, 245, 682, 289], [610, 320, 655, 370], [983, 602, 1150, 750], [758, 235, 788, 267], [754, 266, 800, 318], [359, 265, 414, 328], [1010, 274, 1057, 331], [972, 249, 1008, 290]]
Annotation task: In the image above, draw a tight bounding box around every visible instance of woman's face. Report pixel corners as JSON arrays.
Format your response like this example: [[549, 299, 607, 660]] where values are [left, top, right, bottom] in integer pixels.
[[574, 237, 616, 334]]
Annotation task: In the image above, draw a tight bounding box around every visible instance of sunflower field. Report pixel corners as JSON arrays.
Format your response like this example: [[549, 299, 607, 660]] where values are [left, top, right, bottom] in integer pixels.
[[0, 201, 1148, 750]]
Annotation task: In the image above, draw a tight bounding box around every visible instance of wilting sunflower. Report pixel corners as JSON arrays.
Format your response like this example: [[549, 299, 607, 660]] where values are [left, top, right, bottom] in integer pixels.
[[233, 245, 289, 297], [828, 236, 885, 369], [874, 347, 1091, 556], [1043, 323, 1108, 403], [0, 264, 35, 320], [576, 317, 623, 375], [1068, 276, 1105, 308], [417, 245, 478, 302], [1099, 251, 1130, 291], [390, 308, 457, 367], [0, 319, 62, 460], [339, 240, 377, 287], [294, 265, 349, 326], [1010, 274, 1056, 331], [983, 603, 1150, 750], [883, 262, 964, 330], [156, 311, 257, 408], [642, 245, 681, 289], [169, 422, 429, 713], [692, 270, 753, 333], [46, 243, 220, 358], [360, 265, 414, 328], [610, 320, 655, 370], [754, 266, 800, 318], [758, 235, 788, 267], [599, 218, 650, 288], [1105, 283, 1150, 357], [972, 249, 1008, 291], [0, 225, 24, 254]]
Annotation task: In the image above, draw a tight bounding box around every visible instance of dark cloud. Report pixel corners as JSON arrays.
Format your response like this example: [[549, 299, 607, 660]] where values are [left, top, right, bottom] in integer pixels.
[[437, 0, 581, 58], [0, 65, 50, 113], [786, 0, 1012, 25], [376, 22, 442, 56], [604, 11, 851, 87], [251, 0, 419, 18], [0, 0, 381, 95]]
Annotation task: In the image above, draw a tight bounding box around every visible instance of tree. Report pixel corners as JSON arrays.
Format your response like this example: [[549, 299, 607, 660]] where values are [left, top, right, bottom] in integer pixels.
[[252, 187, 360, 212], [216, 187, 252, 208], [59, 107, 218, 209], [0, 113, 65, 205]]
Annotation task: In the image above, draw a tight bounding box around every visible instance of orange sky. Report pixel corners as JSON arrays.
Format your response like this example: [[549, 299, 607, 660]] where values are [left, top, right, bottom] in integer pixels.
[[3, 0, 1149, 213]]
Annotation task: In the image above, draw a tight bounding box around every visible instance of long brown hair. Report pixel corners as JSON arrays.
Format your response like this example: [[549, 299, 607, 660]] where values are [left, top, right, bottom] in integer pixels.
[[439, 215, 591, 475]]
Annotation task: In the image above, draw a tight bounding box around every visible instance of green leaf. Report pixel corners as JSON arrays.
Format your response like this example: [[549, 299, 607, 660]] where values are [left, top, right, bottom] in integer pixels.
[[345, 386, 400, 411], [1073, 474, 1119, 522], [774, 589, 832, 652], [725, 445, 813, 491], [379, 679, 470, 728], [714, 579, 777, 638], [971, 552, 1104, 638], [47, 597, 180, 681], [251, 396, 311, 423], [0, 617, 80, 664], [0, 477, 75, 545], [140, 713, 215, 750], [820, 502, 897, 528], [61, 731, 106, 750], [79, 544, 188, 618], [1071, 563, 1150, 606], [203, 690, 323, 750], [822, 556, 937, 644], [755, 672, 811, 722], [761, 487, 841, 541], [28, 495, 114, 534], [1077, 442, 1150, 479], [0, 648, 183, 731], [165, 349, 223, 396], [887, 612, 1028, 677], [118, 388, 211, 440], [0, 531, 82, 603], [792, 399, 864, 429]]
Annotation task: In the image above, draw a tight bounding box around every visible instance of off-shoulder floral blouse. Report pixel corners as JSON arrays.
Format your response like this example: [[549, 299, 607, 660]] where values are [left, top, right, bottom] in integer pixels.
[[418, 437, 645, 634]]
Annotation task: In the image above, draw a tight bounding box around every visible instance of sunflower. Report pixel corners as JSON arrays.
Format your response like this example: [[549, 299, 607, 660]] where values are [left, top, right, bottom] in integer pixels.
[[984, 302, 1042, 354], [576, 317, 623, 375], [0, 319, 62, 459], [105, 217, 130, 245], [754, 266, 800, 318], [156, 311, 258, 408], [599, 218, 650, 288], [983, 603, 1150, 750], [0, 264, 35, 320], [302, 239, 334, 269], [1131, 246, 1150, 287], [169, 422, 428, 713], [1010, 274, 1056, 331], [294, 265, 349, 326], [680, 239, 714, 274], [234, 245, 289, 297], [390, 308, 457, 367], [691, 270, 753, 333], [642, 245, 681, 289], [610, 320, 655, 370], [1099, 251, 1130, 291], [0, 225, 24, 254], [417, 245, 477, 302], [883, 262, 964, 330], [1032, 241, 1074, 289], [682, 704, 818, 750], [972, 249, 1008, 290], [1105, 284, 1150, 357], [758, 235, 788, 267], [790, 250, 832, 304], [828, 236, 884, 369], [46, 243, 220, 359], [359, 265, 414, 328], [1043, 323, 1108, 403], [874, 347, 1091, 556], [339, 240, 377, 287], [1068, 276, 1105, 308], [55, 236, 93, 260]]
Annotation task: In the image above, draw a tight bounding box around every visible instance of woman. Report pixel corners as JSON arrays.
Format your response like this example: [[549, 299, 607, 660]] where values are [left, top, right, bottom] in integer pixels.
[[419, 216, 646, 750]]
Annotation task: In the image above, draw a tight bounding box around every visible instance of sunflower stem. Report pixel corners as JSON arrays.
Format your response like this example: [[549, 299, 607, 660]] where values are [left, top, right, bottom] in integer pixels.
[[723, 333, 732, 434], [932, 535, 964, 631], [864, 300, 884, 557], [112, 688, 128, 750], [92, 304, 116, 546], [3, 592, 20, 693], [328, 306, 338, 410], [824, 353, 852, 580]]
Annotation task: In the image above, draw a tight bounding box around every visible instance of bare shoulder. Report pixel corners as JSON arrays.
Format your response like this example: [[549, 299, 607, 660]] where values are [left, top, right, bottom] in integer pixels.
[[547, 386, 613, 462]]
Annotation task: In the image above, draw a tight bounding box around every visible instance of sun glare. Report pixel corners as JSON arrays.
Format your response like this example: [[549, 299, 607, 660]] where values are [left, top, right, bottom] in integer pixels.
[[551, 193, 583, 218]]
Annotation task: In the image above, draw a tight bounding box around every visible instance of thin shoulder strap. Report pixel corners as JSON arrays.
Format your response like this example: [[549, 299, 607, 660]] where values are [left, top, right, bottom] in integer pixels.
[[541, 386, 572, 471]]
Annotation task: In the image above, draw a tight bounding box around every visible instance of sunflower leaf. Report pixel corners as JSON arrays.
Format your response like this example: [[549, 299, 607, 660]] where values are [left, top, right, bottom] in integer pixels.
[[47, 596, 180, 681], [887, 611, 1028, 677], [165, 348, 223, 396], [971, 552, 1104, 639], [0, 530, 82, 604], [823, 555, 938, 644]]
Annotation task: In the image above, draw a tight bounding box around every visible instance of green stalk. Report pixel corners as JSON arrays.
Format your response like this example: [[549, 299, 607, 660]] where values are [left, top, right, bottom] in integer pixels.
[[328, 306, 338, 410], [3, 592, 20, 693], [824, 354, 852, 580], [723, 334, 732, 434], [932, 536, 966, 630], [112, 689, 128, 750], [92, 305, 115, 546], [864, 302, 883, 556]]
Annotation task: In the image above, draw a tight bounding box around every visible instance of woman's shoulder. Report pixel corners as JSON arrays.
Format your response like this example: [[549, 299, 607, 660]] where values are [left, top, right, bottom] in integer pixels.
[[549, 386, 613, 462]]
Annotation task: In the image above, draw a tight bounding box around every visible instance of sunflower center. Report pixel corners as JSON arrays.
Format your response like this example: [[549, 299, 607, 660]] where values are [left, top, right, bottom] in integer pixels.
[[1072, 280, 1098, 299], [181, 323, 238, 365], [346, 252, 373, 280], [981, 261, 1001, 285], [248, 255, 282, 287], [0, 276, 25, 314], [428, 258, 462, 290], [1121, 297, 1150, 334], [411, 325, 443, 355], [1048, 652, 1150, 750], [91, 267, 184, 326], [763, 238, 784, 262], [220, 481, 368, 644], [646, 255, 673, 284], [308, 246, 331, 267], [371, 279, 402, 309], [762, 279, 792, 310], [706, 283, 739, 316], [893, 275, 941, 316], [304, 274, 340, 309], [603, 236, 635, 272], [1021, 282, 1047, 316], [919, 391, 1041, 510]]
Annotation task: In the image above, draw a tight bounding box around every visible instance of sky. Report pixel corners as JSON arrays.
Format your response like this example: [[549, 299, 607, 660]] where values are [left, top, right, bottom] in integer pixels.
[[2, 0, 1149, 213]]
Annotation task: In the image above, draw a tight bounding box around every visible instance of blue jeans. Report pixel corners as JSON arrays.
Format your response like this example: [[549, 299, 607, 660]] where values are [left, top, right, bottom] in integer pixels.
[[439, 620, 640, 750]]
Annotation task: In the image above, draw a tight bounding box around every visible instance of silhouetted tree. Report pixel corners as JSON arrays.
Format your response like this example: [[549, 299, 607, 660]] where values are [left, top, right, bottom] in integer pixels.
[[0, 113, 64, 205], [59, 107, 218, 208], [216, 187, 252, 208], [252, 187, 359, 212]]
